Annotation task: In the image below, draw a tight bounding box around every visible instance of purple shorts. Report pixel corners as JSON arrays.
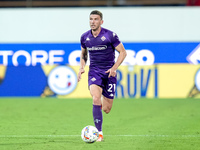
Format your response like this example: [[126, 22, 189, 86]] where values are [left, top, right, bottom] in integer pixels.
[[88, 69, 117, 99]]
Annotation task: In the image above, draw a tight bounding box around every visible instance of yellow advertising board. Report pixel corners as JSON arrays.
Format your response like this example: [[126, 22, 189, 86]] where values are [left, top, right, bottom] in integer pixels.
[[158, 64, 200, 98], [42, 65, 90, 98], [41, 64, 200, 98]]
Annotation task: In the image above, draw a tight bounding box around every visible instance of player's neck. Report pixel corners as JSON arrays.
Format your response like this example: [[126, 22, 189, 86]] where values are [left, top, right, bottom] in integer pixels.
[[92, 27, 101, 38]]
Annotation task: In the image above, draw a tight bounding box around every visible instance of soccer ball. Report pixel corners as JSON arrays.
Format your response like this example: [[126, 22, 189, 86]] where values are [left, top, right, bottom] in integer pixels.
[[81, 125, 99, 143]]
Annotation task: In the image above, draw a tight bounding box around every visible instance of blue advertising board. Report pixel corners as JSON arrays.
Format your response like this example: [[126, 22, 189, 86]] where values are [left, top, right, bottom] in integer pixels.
[[0, 42, 199, 66]]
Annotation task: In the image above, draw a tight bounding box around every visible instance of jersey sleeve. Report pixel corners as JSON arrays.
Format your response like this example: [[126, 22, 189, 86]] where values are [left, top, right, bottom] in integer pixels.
[[80, 35, 86, 49], [110, 32, 121, 48]]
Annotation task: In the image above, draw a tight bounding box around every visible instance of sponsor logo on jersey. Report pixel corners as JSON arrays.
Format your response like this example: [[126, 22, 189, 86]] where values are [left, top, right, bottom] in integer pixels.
[[86, 37, 90, 41], [87, 45, 107, 51]]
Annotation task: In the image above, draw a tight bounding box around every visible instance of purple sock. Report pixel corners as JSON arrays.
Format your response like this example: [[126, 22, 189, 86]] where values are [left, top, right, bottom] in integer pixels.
[[93, 105, 103, 132]]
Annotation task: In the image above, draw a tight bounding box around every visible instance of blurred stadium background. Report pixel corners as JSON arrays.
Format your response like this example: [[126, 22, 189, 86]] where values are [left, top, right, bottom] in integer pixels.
[[0, 0, 200, 149], [0, 0, 199, 7], [0, 0, 200, 98]]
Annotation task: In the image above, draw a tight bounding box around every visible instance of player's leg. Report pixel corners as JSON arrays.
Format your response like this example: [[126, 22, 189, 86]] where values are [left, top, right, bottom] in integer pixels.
[[102, 96, 113, 114], [96, 76, 116, 141], [95, 96, 113, 142], [89, 84, 103, 139], [90, 84, 102, 105], [101, 76, 116, 114]]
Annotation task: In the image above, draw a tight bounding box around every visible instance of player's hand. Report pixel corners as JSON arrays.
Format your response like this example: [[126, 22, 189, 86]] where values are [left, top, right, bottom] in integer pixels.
[[78, 68, 85, 82], [105, 68, 116, 78]]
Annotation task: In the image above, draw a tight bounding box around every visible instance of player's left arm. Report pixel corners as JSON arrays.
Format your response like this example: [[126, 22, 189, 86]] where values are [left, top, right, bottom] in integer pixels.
[[106, 43, 127, 77]]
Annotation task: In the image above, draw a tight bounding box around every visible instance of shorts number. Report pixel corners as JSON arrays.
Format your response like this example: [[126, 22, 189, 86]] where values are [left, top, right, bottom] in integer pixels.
[[108, 84, 116, 92]]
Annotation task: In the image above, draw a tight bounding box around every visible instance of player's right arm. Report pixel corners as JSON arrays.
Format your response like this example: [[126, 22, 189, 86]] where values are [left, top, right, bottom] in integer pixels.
[[78, 46, 87, 82]]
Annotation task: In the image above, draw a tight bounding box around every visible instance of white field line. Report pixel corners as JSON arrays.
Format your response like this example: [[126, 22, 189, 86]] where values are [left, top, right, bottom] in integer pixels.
[[0, 135, 199, 138]]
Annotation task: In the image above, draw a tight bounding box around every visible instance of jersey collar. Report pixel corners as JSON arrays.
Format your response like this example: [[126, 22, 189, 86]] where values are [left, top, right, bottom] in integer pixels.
[[89, 27, 104, 38]]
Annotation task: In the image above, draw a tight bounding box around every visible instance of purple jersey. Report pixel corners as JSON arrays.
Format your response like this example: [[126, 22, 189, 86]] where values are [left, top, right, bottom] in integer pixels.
[[80, 27, 121, 71]]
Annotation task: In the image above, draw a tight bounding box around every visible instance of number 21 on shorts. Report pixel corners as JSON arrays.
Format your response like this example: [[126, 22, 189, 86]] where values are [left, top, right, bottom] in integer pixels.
[[108, 84, 116, 92]]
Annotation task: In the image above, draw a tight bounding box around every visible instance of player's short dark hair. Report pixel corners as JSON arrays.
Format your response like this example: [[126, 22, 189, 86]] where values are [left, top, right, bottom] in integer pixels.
[[90, 10, 103, 20]]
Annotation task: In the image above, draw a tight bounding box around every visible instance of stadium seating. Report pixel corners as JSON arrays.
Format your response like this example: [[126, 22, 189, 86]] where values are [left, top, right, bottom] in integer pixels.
[[0, 0, 187, 7]]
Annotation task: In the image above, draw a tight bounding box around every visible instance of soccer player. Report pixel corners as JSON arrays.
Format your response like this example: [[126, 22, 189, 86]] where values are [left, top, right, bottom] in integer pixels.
[[78, 10, 127, 142]]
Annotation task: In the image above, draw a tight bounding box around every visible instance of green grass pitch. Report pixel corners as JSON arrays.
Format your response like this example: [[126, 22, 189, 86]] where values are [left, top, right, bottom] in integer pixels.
[[0, 98, 200, 150]]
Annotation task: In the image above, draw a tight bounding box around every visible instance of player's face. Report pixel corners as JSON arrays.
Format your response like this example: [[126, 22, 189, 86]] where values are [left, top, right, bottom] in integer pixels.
[[89, 14, 103, 31]]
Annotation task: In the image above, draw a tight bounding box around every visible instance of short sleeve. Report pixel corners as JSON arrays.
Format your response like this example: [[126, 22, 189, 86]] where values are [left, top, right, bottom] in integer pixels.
[[80, 35, 86, 49], [110, 32, 121, 48]]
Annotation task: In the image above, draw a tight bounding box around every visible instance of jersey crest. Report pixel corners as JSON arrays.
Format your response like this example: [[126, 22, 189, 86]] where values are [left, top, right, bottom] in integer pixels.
[[101, 36, 106, 41]]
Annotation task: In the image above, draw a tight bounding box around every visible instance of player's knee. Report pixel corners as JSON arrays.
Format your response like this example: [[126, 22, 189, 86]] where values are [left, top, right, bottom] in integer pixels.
[[103, 106, 111, 114], [92, 96, 101, 105], [103, 109, 110, 114]]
